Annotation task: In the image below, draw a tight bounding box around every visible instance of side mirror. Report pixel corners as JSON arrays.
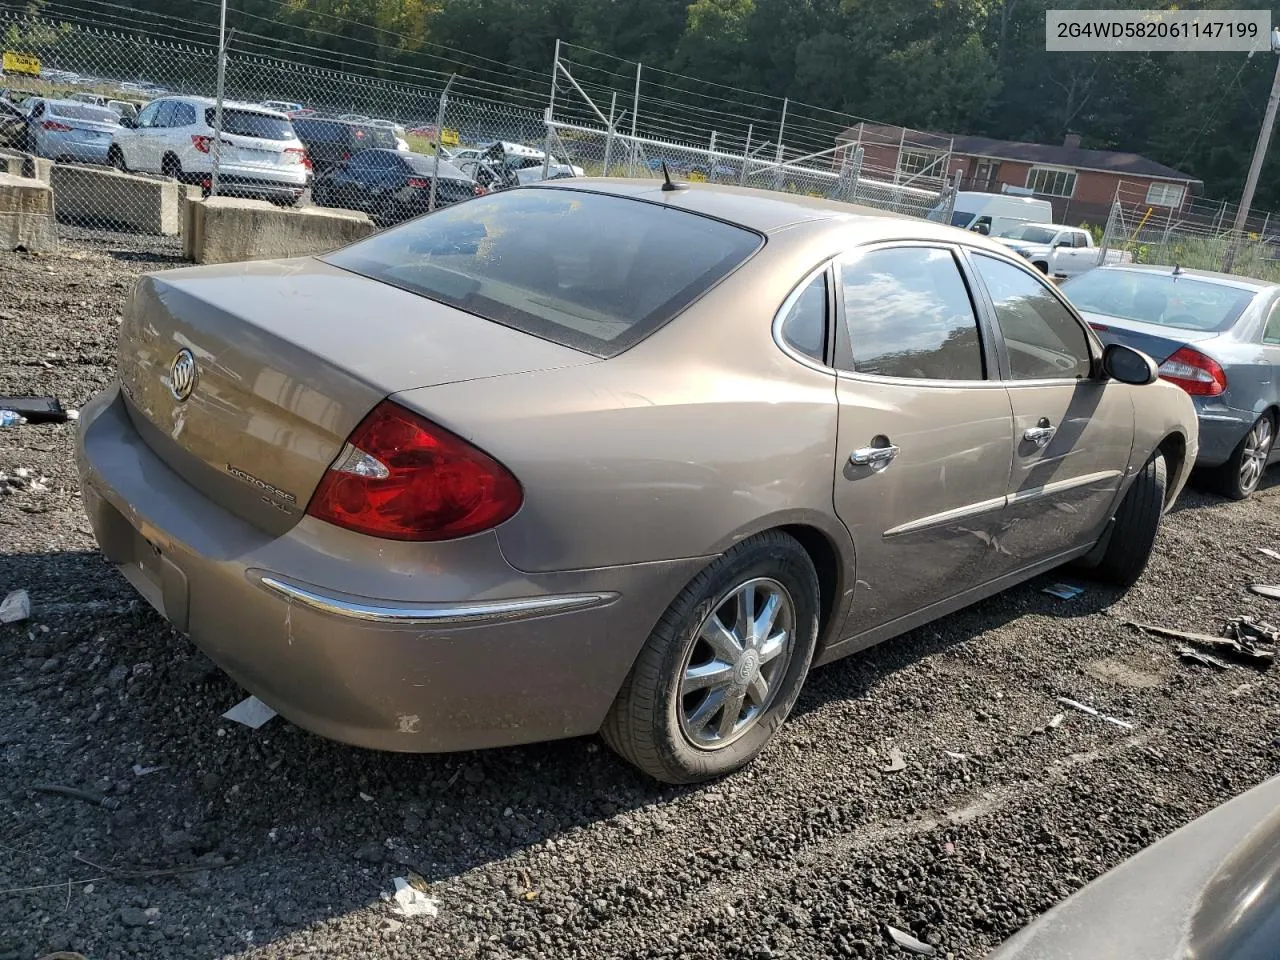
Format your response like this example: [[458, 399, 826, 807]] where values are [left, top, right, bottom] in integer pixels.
[[1102, 342, 1159, 385], [1053, 239, 1069, 248]]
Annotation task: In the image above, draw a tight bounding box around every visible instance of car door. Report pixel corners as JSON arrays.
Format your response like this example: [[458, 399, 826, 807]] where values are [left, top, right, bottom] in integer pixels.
[[832, 243, 1015, 636], [332, 153, 376, 209], [126, 100, 164, 170], [362, 152, 403, 204], [966, 251, 1134, 568]]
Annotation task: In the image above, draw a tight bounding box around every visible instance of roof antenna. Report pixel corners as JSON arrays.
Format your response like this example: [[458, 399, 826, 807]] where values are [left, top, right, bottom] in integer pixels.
[[660, 161, 686, 192]]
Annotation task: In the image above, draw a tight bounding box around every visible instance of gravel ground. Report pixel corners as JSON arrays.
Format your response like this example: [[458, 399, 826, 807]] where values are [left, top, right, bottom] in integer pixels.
[[2, 237, 1280, 960]]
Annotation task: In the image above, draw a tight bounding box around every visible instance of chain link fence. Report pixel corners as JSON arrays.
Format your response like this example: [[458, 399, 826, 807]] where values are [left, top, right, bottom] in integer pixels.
[[1098, 179, 1280, 282]]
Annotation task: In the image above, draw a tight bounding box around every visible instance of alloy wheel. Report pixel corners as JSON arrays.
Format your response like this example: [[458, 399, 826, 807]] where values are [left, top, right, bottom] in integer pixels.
[[677, 577, 796, 750], [1241, 416, 1273, 495]]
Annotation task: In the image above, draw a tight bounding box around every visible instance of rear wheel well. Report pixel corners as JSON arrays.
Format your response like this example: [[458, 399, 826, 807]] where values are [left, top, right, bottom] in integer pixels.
[[779, 524, 841, 653]]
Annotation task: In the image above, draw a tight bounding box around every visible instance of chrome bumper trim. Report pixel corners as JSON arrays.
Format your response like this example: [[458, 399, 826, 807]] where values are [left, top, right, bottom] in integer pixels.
[[258, 576, 616, 625]]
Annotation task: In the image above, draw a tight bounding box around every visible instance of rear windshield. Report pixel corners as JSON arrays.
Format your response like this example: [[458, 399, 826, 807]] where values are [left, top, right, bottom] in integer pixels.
[[1061, 269, 1258, 332], [205, 108, 294, 140], [362, 125, 398, 149], [949, 211, 973, 227], [326, 188, 762, 358], [50, 103, 116, 123]]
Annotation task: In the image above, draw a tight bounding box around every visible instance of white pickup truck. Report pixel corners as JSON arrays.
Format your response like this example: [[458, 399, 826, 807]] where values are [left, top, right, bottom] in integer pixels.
[[992, 223, 1131, 278]]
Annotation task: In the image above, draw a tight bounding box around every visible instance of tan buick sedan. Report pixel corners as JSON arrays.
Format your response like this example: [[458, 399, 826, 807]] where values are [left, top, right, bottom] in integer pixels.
[[77, 181, 1197, 783]]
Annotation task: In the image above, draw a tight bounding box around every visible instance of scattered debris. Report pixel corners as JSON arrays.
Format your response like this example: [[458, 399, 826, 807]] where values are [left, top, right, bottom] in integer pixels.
[[1258, 548, 1280, 562], [132, 764, 164, 777], [1177, 646, 1231, 671], [0, 396, 69, 424], [882, 747, 907, 773], [1056, 697, 1134, 730], [1047, 713, 1065, 730], [389, 877, 440, 919], [1249, 584, 1280, 601], [359, 792, 374, 802], [0, 589, 31, 624], [1127, 619, 1274, 668], [221, 696, 277, 730], [30, 783, 122, 811], [884, 923, 936, 956], [0, 410, 27, 427], [943, 751, 968, 761], [1042, 583, 1085, 600]]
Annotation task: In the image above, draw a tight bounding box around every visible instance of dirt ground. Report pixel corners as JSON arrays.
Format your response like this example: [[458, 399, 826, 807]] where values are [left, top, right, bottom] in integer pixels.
[[2, 238, 1279, 960]]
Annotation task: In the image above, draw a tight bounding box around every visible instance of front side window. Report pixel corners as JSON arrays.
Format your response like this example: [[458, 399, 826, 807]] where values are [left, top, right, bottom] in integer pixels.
[[135, 101, 159, 127], [326, 189, 762, 358], [1026, 166, 1077, 198], [840, 246, 985, 381], [153, 101, 177, 128], [779, 271, 828, 363], [972, 254, 1091, 380]]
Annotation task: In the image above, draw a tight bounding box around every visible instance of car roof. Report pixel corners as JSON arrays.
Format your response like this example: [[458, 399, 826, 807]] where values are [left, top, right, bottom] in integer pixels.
[[160, 96, 287, 117], [538, 179, 1019, 246], [1090, 263, 1278, 292]]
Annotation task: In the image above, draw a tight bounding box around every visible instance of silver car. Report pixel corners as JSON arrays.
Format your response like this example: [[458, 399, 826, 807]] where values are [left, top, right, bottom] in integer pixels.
[[24, 98, 119, 164], [1062, 265, 1280, 499]]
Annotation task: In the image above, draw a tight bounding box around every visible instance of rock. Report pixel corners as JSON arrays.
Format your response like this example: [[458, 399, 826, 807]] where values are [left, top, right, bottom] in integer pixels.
[[355, 841, 386, 864], [119, 906, 149, 927]]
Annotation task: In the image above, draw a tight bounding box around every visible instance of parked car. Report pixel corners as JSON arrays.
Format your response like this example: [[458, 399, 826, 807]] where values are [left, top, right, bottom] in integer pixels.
[[0, 96, 26, 148], [990, 773, 1280, 960], [928, 191, 1055, 236], [291, 115, 398, 175], [67, 92, 139, 121], [367, 118, 411, 151], [1062, 264, 1279, 499], [110, 97, 308, 204], [993, 222, 1132, 277], [24, 98, 120, 164], [75, 183, 1195, 784], [311, 148, 481, 224], [260, 100, 303, 115]]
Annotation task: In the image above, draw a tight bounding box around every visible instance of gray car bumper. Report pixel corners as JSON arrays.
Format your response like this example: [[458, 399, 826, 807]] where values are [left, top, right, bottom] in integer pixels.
[[1193, 401, 1255, 467]]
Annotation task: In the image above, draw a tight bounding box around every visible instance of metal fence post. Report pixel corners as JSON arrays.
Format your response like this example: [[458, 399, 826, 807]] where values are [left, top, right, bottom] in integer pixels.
[[773, 98, 787, 190], [739, 124, 753, 186], [602, 92, 617, 176], [542, 39, 560, 182], [628, 61, 641, 177], [940, 172, 960, 224], [209, 0, 229, 196], [1098, 194, 1122, 267], [428, 74, 454, 213]]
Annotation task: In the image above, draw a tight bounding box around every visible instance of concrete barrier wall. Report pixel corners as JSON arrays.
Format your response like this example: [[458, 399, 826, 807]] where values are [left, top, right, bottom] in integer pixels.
[[186, 197, 375, 265], [51, 165, 182, 236], [0, 172, 57, 253], [0, 150, 53, 183]]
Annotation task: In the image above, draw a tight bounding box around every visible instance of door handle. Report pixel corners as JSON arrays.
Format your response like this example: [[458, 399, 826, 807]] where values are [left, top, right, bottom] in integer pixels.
[[1023, 422, 1057, 448], [849, 442, 900, 470]]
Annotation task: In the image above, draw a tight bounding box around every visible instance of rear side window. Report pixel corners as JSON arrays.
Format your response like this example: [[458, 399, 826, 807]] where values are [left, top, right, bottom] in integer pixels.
[[972, 254, 1091, 380], [206, 108, 294, 140], [840, 247, 985, 381], [326, 189, 762, 358], [294, 119, 340, 142], [779, 272, 828, 363]]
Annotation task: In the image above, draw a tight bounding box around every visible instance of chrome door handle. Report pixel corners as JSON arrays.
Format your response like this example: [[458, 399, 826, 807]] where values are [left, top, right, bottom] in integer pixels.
[[1023, 425, 1057, 447], [849, 443, 900, 469]]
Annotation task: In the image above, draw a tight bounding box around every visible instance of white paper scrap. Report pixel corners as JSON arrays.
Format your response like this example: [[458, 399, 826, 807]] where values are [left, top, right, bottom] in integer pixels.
[[390, 877, 440, 919], [222, 695, 277, 729]]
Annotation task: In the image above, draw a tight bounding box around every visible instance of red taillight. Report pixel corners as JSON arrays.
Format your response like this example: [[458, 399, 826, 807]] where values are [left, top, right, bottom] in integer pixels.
[[305, 401, 523, 541], [42, 120, 72, 132], [406, 177, 430, 188], [1158, 346, 1227, 396], [342, 151, 351, 161], [473, 183, 488, 196], [284, 147, 308, 167], [192, 134, 212, 153], [1087, 321, 1109, 332]]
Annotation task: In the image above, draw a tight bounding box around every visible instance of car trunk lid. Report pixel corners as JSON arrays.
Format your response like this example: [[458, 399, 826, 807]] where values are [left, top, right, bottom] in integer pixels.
[[118, 257, 592, 535], [1080, 310, 1219, 364]]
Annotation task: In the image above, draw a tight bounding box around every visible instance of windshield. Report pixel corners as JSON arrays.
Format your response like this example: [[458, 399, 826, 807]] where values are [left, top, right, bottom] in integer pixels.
[[1062, 270, 1258, 332], [997, 225, 1058, 243], [326, 188, 762, 358], [205, 108, 294, 140]]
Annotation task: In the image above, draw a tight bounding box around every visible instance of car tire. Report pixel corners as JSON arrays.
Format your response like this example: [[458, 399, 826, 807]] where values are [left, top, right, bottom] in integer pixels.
[[1091, 452, 1167, 589], [1213, 412, 1274, 501], [161, 153, 181, 180], [108, 145, 127, 172], [601, 530, 819, 784]]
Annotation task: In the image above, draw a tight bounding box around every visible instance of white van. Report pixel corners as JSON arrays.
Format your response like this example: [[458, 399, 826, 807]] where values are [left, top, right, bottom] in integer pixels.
[[928, 191, 1054, 236]]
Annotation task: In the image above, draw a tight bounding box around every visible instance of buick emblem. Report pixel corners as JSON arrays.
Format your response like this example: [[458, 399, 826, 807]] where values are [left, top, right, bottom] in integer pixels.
[[168, 348, 197, 402]]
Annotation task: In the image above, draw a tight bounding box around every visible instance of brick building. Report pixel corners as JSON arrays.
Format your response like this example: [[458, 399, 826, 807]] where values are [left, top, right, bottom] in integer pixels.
[[837, 123, 1202, 226]]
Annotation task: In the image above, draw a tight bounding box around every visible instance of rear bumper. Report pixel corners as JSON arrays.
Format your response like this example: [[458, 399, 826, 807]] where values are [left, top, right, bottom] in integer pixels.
[[1193, 400, 1255, 466], [181, 163, 308, 199], [76, 384, 701, 752]]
